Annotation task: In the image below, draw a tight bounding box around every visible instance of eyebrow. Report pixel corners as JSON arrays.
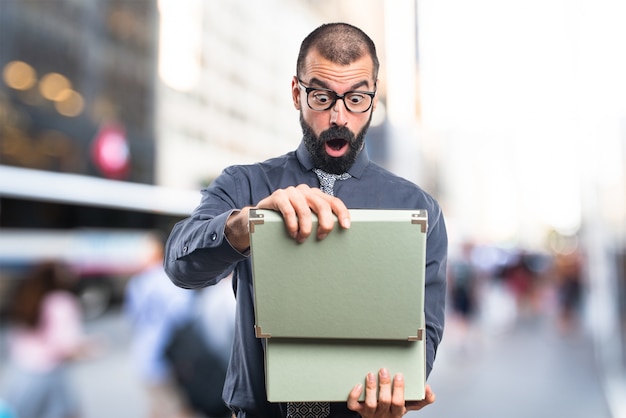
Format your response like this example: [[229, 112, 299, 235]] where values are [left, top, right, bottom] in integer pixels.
[[307, 77, 372, 92]]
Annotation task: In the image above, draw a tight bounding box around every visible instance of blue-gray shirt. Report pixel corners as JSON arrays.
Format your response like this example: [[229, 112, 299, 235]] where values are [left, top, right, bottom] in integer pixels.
[[164, 142, 448, 417]]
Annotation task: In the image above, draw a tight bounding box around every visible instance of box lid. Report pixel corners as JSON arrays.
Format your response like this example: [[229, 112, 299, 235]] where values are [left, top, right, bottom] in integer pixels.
[[249, 209, 427, 341]]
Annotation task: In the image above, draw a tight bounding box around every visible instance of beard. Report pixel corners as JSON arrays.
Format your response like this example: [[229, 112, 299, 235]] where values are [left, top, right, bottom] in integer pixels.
[[300, 112, 371, 175]]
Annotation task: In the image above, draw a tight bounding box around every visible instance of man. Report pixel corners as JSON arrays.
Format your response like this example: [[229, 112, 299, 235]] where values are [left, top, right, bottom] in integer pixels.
[[165, 22, 447, 418]]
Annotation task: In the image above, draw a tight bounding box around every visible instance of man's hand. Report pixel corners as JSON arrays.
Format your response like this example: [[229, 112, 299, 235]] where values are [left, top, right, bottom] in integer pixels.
[[224, 184, 350, 252], [347, 369, 436, 417], [256, 184, 350, 243]]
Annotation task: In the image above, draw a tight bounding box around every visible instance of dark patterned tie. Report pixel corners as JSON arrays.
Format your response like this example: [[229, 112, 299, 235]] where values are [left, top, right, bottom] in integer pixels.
[[313, 168, 351, 196], [286, 401, 330, 418]]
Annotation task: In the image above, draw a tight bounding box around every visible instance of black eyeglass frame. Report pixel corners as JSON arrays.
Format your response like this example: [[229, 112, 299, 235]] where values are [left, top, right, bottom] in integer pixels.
[[297, 79, 377, 113]]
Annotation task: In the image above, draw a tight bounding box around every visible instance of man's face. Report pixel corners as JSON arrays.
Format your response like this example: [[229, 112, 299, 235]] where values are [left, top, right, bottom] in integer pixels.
[[299, 112, 371, 174], [292, 49, 378, 174]]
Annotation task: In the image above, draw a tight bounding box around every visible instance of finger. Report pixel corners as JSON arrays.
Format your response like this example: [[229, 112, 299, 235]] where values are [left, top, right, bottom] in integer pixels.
[[290, 194, 314, 243], [363, 371, 378, 410], [258, 188, 305, 240], [346, 383, 364, 413], [303, 189, 335, 240], [307, 188, 350, 231], [406, 384, 436, 411], [390, 373, 406, 415], [328, 198, 351, 230], [377, 368, 392, 410], [424, 385, 436, 405], [309, 188, 350, 230], [314, 197, 350, 238]]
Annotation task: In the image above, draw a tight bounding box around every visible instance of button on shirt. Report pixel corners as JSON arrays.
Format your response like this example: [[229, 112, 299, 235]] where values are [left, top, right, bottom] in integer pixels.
[[164, 142, 448, 418]]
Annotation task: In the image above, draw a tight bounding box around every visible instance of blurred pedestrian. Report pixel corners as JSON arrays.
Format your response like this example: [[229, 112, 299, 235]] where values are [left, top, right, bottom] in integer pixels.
[[1, 261, 97, 418], [449, 242, 478, 322], [554, 247, 584, 334], [502, 252, 536, 318], [124, 232, 196, 418], [447, 242, 478, 352], [163, 277, 235, 418]]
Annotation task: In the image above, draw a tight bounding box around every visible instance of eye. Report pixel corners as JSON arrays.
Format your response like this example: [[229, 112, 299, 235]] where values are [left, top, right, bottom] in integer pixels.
[[346, 93, 366, 105], [311, 91, 332, 104]]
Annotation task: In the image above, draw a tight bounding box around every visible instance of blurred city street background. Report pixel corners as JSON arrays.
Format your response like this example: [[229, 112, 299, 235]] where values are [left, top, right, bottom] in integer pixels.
[[0, 290, 613, 418], [1, 0, 626, 417]]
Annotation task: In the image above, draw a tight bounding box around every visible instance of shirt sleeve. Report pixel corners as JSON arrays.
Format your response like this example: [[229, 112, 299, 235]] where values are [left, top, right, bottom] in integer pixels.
[[423, 202, 448, 378], [164, 169, 251, 289]]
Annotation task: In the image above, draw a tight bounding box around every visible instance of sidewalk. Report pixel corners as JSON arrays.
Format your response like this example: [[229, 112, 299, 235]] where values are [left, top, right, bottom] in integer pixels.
[[411, 314, 612, 418], [0, 307, 614, 418]]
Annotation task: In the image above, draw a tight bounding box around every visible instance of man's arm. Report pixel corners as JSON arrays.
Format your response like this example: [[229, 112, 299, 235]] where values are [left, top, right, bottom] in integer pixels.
[[164, 208, 245, 289], [423, 205, 448, 376]]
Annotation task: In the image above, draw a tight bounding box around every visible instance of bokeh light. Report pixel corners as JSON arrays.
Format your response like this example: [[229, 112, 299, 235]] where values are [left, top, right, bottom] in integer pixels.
[[54, 90, 84, 117], [2, 60, 37, 91], [39, 72, 72, 102]]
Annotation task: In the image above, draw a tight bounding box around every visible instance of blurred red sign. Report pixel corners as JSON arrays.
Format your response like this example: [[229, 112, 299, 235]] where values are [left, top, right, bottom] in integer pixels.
[[91, 124, 130, 179]]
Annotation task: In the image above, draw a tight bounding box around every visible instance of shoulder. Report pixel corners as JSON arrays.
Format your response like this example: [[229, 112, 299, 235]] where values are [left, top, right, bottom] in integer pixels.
[[364, 161, 415, 186], [207, 150, 301, 197], [221, 150, 298, 176], [364, 162, 442, 211], [197, 150, 300, 206], [206, 151, 298, 193]]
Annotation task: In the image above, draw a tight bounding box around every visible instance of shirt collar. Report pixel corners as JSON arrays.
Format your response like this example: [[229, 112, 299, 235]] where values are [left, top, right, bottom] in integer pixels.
[[296, 141, 369, 179]]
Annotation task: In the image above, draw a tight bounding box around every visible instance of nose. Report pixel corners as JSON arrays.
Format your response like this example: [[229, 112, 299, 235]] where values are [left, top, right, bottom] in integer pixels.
[[330, 98, 349, 126]]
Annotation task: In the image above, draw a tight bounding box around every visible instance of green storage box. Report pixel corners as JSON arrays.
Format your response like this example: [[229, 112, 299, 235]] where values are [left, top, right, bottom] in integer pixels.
[[249, 209, 428, 402]]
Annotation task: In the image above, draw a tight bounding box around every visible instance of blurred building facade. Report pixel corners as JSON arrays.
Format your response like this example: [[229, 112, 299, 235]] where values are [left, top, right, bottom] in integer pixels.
[[0, 0, 160, 230], [0, 0, 158, 182], [0, 0, 165, 319], [154, 0, 404, 190]]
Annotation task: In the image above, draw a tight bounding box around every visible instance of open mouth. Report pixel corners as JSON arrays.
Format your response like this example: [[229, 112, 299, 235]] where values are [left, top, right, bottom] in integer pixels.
[[326, 138, 347, 151], [324, 138, 349, 158]]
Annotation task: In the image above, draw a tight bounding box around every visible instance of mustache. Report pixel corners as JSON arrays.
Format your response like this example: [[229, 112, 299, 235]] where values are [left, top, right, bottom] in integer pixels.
[[318, 125, 355, 143]]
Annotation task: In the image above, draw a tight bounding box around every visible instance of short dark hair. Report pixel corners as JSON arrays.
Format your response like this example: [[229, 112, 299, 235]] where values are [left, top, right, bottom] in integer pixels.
[[6, 261, 75, 328], [297, 22, 380, 81]]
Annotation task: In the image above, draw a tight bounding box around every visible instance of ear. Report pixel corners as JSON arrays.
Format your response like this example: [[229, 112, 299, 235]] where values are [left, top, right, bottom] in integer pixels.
[[291, 76, 301, 110], [372, 79, 379, 112]]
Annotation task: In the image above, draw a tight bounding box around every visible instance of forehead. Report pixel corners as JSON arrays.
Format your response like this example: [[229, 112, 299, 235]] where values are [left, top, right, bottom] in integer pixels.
[[301, 49, 375, 90]]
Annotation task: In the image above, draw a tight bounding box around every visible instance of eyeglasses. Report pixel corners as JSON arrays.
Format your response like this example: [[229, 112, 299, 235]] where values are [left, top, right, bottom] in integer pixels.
[[298, 79, 376, 113]]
